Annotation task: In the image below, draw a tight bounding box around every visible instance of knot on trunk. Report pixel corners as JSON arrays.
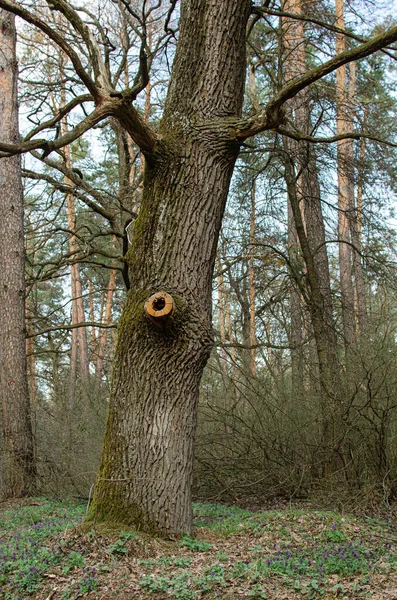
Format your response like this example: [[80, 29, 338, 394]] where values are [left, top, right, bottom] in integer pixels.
[[144, 291, 174, 325]]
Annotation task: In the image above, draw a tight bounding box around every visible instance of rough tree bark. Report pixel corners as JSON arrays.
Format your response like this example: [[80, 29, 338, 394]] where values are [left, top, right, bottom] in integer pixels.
[[89, 0, 252, 536], [283, 0, 305, 398], [0, 9, 36, 497]]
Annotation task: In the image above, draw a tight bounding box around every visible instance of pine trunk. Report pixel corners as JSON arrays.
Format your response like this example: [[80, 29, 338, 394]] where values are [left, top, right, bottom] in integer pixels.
[[336, 0, 356, 348], [249, 181, 257, 376], [0, 9, 36, 497], [95, 269, 117, 379], [283, 0, 341, 405], [63, 144, 90, 385], [347, 63, 367, 334]]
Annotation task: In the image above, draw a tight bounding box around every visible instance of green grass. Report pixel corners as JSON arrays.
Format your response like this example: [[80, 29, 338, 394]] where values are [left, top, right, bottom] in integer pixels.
[[0, 499, 86, 599], [1, 498, 397, 598]]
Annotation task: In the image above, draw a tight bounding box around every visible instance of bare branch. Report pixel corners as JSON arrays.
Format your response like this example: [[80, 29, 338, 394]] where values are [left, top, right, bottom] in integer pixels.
[[276, 126, 397, 148], [0, 103, 114, 157], [23, 94, 93, 141], [45, 0, 111, 90], [0, 0, 97, 96], [27, 321, 117, 338], [236, 24, 397, 140], [23, 168, 117, 223]]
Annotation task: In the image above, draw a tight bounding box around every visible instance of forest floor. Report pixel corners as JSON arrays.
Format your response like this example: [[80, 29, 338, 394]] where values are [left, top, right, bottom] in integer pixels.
[[1, 497, 397, 599]]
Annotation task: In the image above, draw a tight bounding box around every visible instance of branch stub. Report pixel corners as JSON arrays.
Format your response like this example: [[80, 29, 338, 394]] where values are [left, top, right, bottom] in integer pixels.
[[144, 291, 174, 322]]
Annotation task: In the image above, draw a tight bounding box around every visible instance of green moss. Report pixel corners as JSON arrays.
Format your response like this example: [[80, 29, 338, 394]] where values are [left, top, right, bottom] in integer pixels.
[[86, 496, 160, 537], [117, 288, 190, 347]]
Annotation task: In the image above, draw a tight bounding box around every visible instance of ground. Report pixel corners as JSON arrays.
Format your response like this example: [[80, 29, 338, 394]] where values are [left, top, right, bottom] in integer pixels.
[[1, 497, 397, 599]]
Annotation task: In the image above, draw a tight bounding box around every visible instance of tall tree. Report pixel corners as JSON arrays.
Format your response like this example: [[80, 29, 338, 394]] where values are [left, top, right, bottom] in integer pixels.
[[1, 0, 397, 535], [335, 0, 356, 349], [282, 0, 341, 416], [0, 9, 36, 497]]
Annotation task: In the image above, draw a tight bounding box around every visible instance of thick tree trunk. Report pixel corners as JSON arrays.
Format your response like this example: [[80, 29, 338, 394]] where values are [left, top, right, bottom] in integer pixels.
[[0, 9, 36, 497], [282, 3, 305, 394], [89, 0, 251, 536]]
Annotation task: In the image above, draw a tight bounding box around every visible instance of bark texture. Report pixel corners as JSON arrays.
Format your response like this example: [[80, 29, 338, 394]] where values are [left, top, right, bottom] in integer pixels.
[[0, 9, 36, 497], [89, 0, 251, 537]]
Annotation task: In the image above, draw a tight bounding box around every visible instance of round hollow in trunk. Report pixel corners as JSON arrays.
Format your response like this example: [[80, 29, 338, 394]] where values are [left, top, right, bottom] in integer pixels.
[[144, 291, 174, 321]]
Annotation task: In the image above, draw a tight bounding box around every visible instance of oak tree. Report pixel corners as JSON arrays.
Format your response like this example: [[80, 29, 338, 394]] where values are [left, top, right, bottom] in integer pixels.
[[1, 0, 397, 534]]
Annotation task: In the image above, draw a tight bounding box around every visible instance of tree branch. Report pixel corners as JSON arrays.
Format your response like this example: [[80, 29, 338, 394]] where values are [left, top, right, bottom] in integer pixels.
[[27, 321, 117, 338], [235, 24, 397, 140], [0, 0, 98, 96], [45, 0, 111, 90], [23, 94, 93, 142], [276, 126, 397, 148], [253, 5, 397, 62], [0, 103, 114, 157]]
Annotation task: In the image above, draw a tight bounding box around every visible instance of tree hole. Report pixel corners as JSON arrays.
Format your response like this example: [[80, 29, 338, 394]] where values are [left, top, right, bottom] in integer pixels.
[[152, 296, 166, 311]]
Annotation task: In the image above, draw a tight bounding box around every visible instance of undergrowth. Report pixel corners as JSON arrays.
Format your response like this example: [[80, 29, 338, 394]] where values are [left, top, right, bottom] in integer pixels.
[[1, 498, 397, 598]]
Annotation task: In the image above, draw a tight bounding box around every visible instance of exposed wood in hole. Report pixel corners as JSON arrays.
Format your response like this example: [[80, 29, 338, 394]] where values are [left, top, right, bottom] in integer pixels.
[[144, 291, 174, 324]]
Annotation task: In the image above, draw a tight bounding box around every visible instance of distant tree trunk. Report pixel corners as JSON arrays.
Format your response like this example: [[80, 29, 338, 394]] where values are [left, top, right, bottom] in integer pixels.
[[95, 269, 117, 380], [63, 140, 90, 388], [356, 103, 368, 250], [216, 252, 238, 376], [216, 253, 228, 369], [249, 180, 257, 376], [59, 69, 90, 396], [336, 0, 356, 349], [283, 0, 342, 468], [25, 302, 37, 448], [89, 0, 252, 536], [347, 62, 367, 334], [287, 198, 304, 397], [88, 279, 97, 346], [0, 9, 36, 497]]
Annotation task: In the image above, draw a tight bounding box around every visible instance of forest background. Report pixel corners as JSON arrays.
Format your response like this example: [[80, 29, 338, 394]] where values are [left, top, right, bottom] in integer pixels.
[[1, 0, 397, 517]]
